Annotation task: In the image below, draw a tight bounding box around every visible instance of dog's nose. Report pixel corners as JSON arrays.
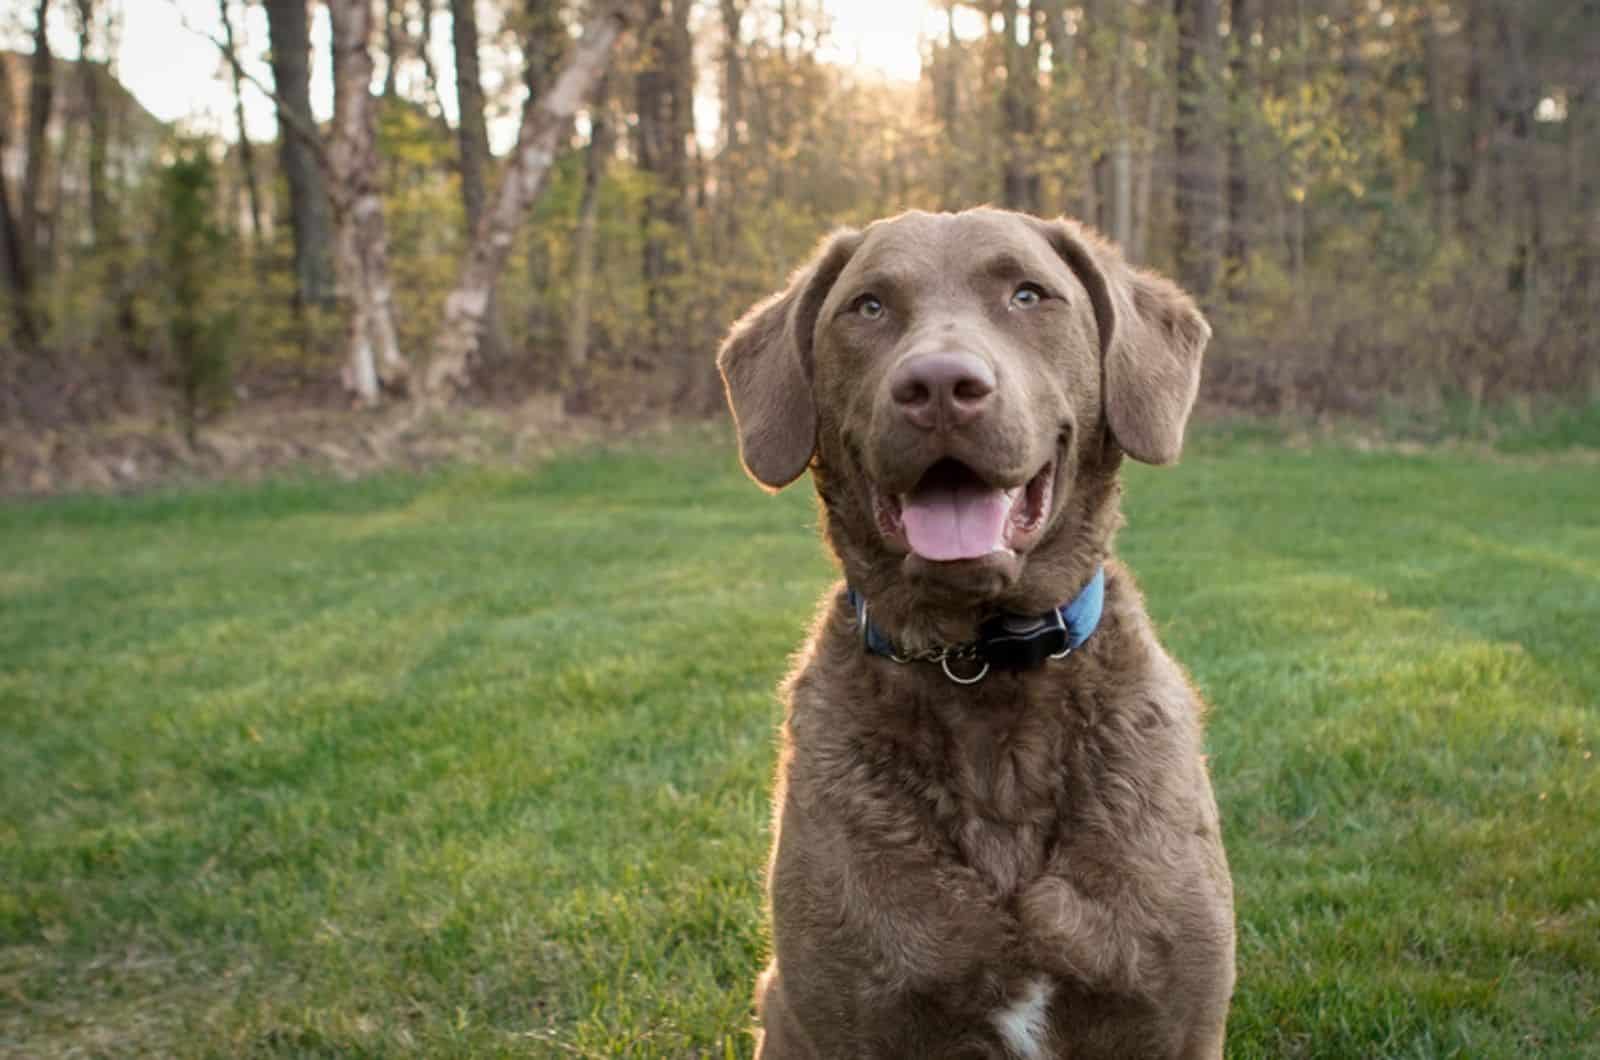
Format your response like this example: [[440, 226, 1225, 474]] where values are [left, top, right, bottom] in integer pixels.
[[890, 353, 995, 430]]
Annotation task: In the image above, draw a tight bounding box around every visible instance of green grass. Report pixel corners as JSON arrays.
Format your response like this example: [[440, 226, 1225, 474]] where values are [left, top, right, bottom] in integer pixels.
[[2, 427, 1597, 1058], [1372, 396, 1600, 452]]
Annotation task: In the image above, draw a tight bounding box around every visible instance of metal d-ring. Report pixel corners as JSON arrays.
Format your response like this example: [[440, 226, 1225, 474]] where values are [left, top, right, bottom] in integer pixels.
[[1046, 609, 1073, 660], [941, 655, 990, 685]]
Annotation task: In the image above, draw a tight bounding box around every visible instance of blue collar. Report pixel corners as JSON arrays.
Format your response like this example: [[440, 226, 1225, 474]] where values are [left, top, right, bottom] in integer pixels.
[[847, 566, 1106, 684]]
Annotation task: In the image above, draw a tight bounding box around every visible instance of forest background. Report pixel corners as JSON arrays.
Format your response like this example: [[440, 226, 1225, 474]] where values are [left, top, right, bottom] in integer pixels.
[[1, 0, 1597, 491]]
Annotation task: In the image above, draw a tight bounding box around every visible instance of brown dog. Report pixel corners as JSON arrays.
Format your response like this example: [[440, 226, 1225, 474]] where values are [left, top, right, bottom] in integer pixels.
[[718, 208, 1234, 1059]]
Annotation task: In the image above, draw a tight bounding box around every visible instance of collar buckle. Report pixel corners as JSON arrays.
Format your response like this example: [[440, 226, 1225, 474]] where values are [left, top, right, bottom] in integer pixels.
[[976, 609, 1070, 671]]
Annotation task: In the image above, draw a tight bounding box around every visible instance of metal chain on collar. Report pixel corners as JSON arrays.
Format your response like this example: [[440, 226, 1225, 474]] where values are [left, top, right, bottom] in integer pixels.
[[866, 608, 992, 685]]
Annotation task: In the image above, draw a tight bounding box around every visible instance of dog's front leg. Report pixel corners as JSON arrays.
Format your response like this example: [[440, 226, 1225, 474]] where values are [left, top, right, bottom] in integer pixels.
[[1014, 874, 1162, 999], [765, 794, 1015, 1051], [753, 963, 818, 1060], [842, 854, 1015, 999]]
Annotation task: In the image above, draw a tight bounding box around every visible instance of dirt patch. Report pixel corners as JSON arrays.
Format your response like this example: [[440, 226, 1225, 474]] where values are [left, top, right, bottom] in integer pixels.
[[0, 393, 632, 499]]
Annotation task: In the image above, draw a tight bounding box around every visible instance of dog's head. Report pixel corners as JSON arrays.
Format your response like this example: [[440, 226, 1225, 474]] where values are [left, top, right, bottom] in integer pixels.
[[719, 208, 1209, 642]]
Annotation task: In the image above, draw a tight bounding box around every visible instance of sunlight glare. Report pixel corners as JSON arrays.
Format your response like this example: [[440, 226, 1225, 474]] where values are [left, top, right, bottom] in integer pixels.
[[818, 0, 986, 82]]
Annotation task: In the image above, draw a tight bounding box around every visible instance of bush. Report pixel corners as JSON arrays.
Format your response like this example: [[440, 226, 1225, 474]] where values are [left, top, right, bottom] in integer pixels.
[[156, 141, 236, 446]]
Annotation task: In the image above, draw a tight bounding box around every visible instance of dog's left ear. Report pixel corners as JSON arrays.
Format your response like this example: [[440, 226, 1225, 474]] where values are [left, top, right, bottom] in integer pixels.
[[1029, 217, 1211, 465], [718, 228, 862, 490]]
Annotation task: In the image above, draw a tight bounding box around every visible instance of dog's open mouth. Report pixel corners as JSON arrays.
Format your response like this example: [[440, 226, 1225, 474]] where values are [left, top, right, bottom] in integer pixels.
[[874, 458, 1054, 562]]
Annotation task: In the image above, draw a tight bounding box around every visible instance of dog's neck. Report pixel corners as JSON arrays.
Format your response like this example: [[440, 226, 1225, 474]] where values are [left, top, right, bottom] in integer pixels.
[[850, 565, 1105, 678], [816, 459, 1125, 654]]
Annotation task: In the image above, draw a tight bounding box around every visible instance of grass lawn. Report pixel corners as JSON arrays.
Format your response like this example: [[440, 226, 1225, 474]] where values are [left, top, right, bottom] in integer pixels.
[[2, 426, 1597, 1058]]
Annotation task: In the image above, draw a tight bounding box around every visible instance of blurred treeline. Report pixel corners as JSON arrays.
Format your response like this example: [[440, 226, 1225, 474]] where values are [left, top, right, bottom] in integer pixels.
[[1, 0, 1597, 433]]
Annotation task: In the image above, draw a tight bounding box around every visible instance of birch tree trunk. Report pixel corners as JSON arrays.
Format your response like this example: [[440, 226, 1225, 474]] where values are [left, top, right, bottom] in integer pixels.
[[328, 0, 408, 405], [425, 6, 625, 398], [219, 0, 264, 250]]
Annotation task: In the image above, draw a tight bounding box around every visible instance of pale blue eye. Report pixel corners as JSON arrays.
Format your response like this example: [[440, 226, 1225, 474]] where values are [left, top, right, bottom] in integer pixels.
[[1011, 284, 1044, 309]]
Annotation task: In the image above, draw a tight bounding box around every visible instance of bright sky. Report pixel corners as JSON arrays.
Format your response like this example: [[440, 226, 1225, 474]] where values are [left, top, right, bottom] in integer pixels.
[[6, 0, 989, 150]]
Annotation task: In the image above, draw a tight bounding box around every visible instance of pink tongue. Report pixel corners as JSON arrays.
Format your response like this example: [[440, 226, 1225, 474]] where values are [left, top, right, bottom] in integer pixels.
[[902, 481, 1012, 561]]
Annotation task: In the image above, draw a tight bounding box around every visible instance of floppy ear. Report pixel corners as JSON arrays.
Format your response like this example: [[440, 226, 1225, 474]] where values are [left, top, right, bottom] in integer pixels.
[[717, 229, 862, 490], [1029, 218, 1211, 465]]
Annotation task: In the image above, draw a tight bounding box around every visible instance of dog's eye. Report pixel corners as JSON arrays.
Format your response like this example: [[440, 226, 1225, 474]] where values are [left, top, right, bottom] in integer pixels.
[[853, 294, 885, 320], [1010, 284, 1046, 310]]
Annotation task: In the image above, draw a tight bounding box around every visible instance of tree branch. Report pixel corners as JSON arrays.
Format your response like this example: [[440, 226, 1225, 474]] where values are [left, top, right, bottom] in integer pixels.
[[164, 0, 330, 170]]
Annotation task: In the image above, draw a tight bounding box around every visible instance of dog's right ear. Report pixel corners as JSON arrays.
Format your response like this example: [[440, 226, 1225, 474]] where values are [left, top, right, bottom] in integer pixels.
[[718, 229, 862, 491]]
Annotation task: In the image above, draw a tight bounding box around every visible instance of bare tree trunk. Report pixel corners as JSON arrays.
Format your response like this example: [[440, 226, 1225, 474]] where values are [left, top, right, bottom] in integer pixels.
[[934, 1, 965, 211], [425, 6, 624, 398], [1422, 15, 1451, 240], [383, 0, 402, 98], [452, 0, 490, 242], [633, 0, 665, 336], [72, 0, 138, 348], [450, 0, 506, 363], [565, 74, 612, 406], [1110, 2, 1133, 248], [1130, 18, 1166, 264], [1500, 8, 1542, 338], [1039, 0, 1077, 211], [523, 0, 568, 97], [329, 0, 408, 405], [1174, 0, 1224, 301], [718, 0, 746, 241], [219, 0, 264, 249], [0, 168, 32, 351], [668, 0, 696, 388], [1457, 0, 1493, 239], [520, 0, 569, 360], [1080, 0, 1108, 226], [266, 0, 337, 309], [22, 0, 53, 291], [1000, 0, 1041, 213], [635, 0, 693, 362], [72, 0, 111, 249], [1288, 0, 1306, 314], [1225, 0, 1254, 297], [0, 67, 39, 352], [416, 0, 447, 118]]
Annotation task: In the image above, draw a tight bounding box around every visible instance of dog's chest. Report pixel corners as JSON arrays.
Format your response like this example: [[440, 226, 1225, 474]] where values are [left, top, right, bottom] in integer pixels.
[[929, 705, 1067, 895]]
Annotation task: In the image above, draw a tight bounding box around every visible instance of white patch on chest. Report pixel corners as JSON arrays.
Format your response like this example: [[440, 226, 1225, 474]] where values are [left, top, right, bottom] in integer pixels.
[[991, 976, 1055, 1059]]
